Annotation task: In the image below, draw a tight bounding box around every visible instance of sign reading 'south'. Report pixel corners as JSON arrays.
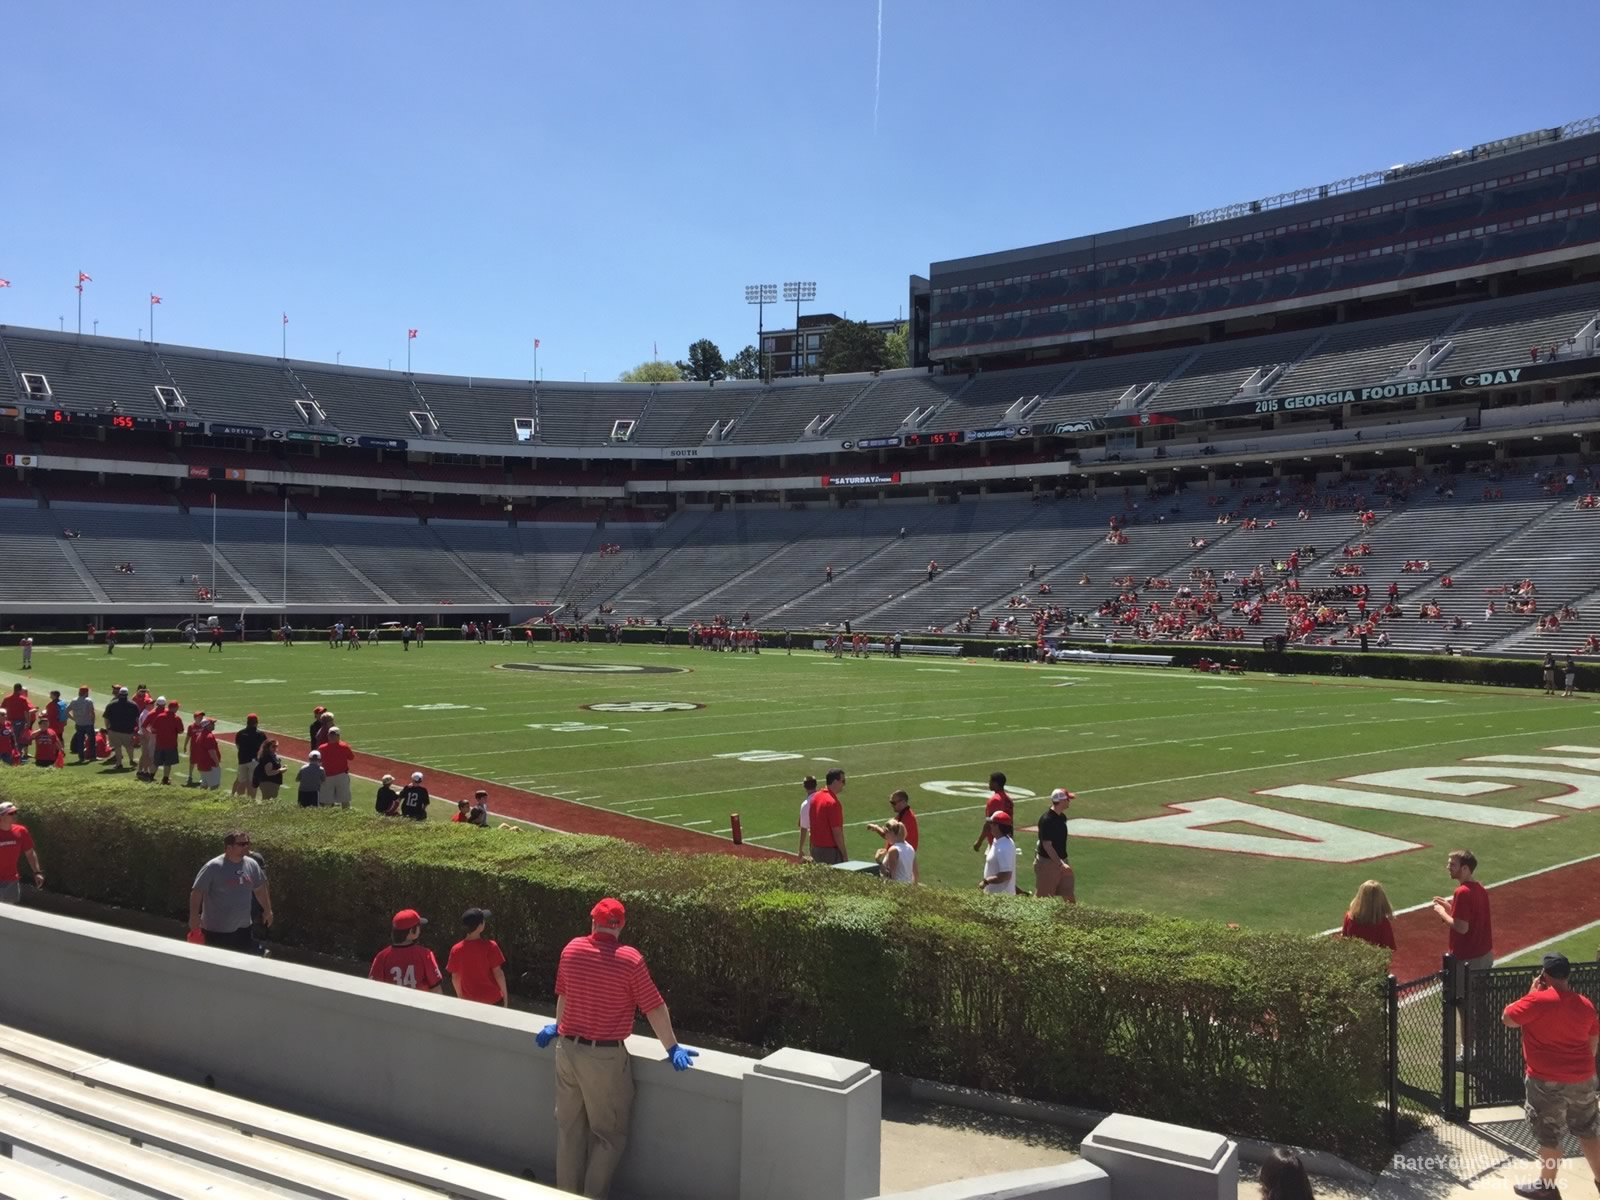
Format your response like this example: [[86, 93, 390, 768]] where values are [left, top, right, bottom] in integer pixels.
[[495, 662, 688, 675]]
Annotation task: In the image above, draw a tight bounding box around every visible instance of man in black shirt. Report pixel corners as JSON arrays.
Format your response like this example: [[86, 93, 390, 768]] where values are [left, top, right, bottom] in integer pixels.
[[1034, 788, 1075, 904], [232, 714, 267, 798], [103, 687, 140, 771], [399, 772, 430, 820]]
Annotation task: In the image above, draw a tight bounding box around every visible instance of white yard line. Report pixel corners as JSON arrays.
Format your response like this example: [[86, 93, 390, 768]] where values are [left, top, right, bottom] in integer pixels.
[[618, 707, 1570, 813], [738, 721, 1600, 845]]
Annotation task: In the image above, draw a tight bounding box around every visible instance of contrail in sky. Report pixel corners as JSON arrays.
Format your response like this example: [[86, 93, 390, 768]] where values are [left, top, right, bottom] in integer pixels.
[[874, 0, 883, 134]]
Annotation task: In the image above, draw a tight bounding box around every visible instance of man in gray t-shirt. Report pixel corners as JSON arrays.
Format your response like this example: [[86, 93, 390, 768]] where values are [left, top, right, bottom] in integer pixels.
[[189, 831, 273, 952]]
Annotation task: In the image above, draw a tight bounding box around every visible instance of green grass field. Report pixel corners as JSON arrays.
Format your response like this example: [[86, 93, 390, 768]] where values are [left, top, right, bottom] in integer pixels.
[[17, 637, 1600, 948]]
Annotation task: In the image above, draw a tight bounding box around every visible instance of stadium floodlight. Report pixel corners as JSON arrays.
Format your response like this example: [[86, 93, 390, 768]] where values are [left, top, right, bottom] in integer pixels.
[[782, 282, 817, 376], [745, 284, 778, 382]]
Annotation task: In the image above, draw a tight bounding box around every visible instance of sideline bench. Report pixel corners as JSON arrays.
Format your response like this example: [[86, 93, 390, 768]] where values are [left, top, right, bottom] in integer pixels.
[[1049, 649, 1174, 667]]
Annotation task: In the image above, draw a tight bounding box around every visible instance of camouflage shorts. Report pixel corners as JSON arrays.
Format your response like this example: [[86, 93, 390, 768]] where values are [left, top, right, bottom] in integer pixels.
[[1525, 1075, 1600, 1147]]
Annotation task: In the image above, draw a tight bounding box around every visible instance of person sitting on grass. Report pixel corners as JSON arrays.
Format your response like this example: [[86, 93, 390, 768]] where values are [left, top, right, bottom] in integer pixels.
[[375, 774, 401, 816]]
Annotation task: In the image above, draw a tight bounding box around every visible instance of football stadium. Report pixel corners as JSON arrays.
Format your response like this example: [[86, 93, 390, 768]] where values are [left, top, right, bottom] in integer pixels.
[[5, 27, 1600, 1198]]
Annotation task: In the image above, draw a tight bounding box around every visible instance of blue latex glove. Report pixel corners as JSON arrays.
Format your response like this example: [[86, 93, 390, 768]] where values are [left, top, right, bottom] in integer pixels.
[[667, 1045, 698, 1071], [536, 1023, 559, 1049]]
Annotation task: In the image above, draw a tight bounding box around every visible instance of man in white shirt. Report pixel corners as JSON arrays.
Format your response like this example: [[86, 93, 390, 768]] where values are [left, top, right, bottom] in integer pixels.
[[796, 774, 817, 858], [980, 810, 1017, 895]]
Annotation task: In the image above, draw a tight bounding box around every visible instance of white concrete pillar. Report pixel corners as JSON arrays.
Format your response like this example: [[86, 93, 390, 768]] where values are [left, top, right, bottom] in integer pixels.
[[739, 1048, 880, 1200], [1080, 1114, 1237, 1200]]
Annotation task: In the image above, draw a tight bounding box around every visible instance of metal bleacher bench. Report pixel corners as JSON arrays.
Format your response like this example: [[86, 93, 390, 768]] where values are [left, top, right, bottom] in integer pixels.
[[1049, 648, 1174, 667], [0, 1025, 553, 1200], [809, 639, 961, 656], [0, 1156, 119, 1200]]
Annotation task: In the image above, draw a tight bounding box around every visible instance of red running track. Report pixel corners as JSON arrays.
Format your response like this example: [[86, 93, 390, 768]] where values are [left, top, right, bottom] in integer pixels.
[[1386, 855, 1600, 979], [267, 729, 789, 861]]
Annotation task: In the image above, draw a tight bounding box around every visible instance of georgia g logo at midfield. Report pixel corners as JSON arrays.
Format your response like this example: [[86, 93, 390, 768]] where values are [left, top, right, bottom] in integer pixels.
[[495, 662, 687, 675], [583, 701, 703, 713]]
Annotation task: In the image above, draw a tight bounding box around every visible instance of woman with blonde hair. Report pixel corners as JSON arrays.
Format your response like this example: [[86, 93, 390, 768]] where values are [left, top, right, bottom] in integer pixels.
[[1340, 880, 1396, 951], [880, 819, 917, 884]]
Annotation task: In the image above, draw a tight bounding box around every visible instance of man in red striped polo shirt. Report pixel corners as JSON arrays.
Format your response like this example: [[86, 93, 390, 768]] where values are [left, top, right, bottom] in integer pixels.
[[535, 897, 696, 1197]]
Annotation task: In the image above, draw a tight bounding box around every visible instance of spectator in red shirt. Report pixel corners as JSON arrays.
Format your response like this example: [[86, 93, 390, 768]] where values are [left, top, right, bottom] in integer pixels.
[[807, 768, 848, 865], [1340, 880, 1396, 953], [191, 719, 223, 790], [1501, 954, 1600, 1197], [446, 908, 507, 1006], [1432, 849, 1494, 1064], [147, 700, 186, 785], [534, 898, 695, 1197], [0, 683, 31, 744], [369, 909, 442, 992], [0, 802, 44, 904], [974, 771, 1013, 852], [183, 711, 206, 785], [317, 728, 354, 808], [30, 715, 64, 770]]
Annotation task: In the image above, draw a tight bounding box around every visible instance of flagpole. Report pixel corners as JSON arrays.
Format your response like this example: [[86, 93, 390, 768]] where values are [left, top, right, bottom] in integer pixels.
[[281, 314, 287, 359], [76, 279, 82, 335], [149, 296, 154, 344], [407, 332, 412, 374]]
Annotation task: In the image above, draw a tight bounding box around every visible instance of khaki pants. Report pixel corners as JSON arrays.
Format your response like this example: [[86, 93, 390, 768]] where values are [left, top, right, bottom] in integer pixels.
[[1034, 856, 1075, 902], [555, 1039, 634, 1198]]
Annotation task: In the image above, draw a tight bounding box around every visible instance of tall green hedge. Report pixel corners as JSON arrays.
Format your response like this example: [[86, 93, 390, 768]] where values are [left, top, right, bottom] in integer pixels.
[[1, 770, 1390, 1157]]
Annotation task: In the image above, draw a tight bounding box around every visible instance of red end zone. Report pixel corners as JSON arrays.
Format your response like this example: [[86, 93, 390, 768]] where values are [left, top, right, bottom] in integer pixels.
[[1383, 854, 1600, 978]]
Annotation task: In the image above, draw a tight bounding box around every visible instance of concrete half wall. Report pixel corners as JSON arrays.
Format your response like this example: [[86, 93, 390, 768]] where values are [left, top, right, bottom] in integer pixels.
[[0, 905, 881, 1200]]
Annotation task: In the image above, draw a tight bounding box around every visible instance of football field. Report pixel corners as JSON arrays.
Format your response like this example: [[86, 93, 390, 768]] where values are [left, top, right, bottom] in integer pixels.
[[20, 637, 1600, 965]]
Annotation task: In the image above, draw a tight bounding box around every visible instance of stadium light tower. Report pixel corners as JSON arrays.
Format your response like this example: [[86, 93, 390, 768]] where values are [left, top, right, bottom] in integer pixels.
[[783, 282, 816, 376], [744, 284, 777, 381]]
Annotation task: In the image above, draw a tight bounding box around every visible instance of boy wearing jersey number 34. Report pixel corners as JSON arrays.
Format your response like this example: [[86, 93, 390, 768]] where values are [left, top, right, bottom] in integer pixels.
[[369, 909, 442, 992]]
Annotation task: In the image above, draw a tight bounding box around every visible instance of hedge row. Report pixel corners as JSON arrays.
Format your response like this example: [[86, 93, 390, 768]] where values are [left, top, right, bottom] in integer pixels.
[[0, 769, 1390, 1156]]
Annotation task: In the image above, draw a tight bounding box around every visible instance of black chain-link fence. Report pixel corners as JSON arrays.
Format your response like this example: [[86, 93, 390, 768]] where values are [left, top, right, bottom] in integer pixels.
[[1389, 969, 1449, 1140]]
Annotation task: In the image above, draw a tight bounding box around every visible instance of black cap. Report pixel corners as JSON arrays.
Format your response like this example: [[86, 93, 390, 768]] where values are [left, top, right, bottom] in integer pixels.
[[462, 907, 490, 930], [1542, 953, 1571, 979]]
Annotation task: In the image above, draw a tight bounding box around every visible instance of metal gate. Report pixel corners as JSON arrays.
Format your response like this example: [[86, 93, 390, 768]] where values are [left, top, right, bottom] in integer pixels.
[[1385, 955, 1600, 1156]]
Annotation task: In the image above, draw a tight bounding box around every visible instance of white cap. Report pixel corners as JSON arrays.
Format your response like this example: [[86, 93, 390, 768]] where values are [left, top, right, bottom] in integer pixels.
[[411, 771, 424, 782], [155, 696, 167, 705], [328, 726, 340, 737], [308, 750, 321, 759], [1050, 788, 1074, 804]]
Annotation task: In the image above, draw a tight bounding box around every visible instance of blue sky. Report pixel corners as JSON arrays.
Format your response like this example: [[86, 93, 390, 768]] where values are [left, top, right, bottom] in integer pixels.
[[3, 1, 1594, 382]]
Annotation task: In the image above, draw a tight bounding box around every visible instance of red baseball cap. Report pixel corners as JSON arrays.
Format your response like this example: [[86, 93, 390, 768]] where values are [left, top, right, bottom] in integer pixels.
[[392, 909, 427, 931], [591, 898, 626, 927], [988, 809, 1014, 827], [314, 706, 326, 715], [246, 713, 258, 722], [167, 700, 180, 710]]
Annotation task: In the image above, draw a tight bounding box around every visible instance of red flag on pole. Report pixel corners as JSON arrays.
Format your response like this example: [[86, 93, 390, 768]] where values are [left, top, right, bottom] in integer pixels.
[[282, 313, 289, 325], [150, 294, 162, 305], [78, 272, 92, 283], [534, 338, 540, 350], [0, 279, 11, 288], [408, 329, 418, 339]]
